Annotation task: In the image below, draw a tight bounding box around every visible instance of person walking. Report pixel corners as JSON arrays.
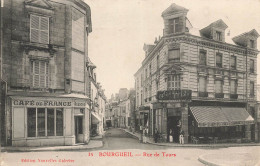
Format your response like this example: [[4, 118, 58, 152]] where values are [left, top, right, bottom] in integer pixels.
[[139, 125, 143, 143], [179, 130, 184, 144]]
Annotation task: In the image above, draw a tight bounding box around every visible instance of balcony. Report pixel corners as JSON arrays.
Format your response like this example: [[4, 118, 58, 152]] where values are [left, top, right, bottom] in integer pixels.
[[198, 92, 208, 97], [230, 94, 238, 99], [215, 93, 224, 98]]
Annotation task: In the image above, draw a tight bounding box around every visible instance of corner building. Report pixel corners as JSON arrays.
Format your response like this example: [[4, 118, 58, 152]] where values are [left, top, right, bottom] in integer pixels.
[[1, 0, 92, 146], [134, 4, 259, 143]]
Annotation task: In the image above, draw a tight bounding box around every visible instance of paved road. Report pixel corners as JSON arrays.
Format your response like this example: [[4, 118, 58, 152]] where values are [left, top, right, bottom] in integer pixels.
[[1, 128, 259, 166]]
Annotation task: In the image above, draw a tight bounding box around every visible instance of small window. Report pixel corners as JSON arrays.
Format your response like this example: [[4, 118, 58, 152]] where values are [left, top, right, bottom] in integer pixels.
[[149, 64, 151, 76], [216, 53, 222, 68], [157, 55, 160, 69], [169, 17, 180, 34], [250, 81, 254, 96], [168, 49, 180, 62], [199, 50, 207, 65], [30, 15, 49, 44], [250, 59, 254, 73], [216, 31, 221, 41], [230, 56, 236, 70], [230, 80, 237, 94], [30, 60, 49, 88], [215, 80, 223, 93], [250, 40, 255, 48]]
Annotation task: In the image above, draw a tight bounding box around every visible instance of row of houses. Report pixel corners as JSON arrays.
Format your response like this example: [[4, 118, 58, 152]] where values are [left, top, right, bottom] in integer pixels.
[[0, 0, 106, 147], [133, 4, 260, 144]]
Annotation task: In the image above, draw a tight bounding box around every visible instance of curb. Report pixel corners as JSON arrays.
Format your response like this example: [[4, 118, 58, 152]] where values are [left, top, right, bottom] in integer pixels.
[[1, 140, 104, 153], [198, 155, 221, 166]]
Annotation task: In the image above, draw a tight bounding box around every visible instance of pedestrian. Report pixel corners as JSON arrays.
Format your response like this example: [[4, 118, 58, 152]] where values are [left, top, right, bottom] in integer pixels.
[[143, 127, 147, 143], [154, 128, 159, 143], [169, 129, 173, 143], [139, 125, 143, 143], [179, 130, 184, 144]]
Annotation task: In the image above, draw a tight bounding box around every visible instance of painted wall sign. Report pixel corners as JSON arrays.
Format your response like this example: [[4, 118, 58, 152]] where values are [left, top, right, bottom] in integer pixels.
[[156, 89, 192, 101]]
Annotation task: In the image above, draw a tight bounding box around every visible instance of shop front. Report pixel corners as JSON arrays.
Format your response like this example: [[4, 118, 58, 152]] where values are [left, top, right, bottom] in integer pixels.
[[8, 95, 90, 146], [91, 111, 102, 136]]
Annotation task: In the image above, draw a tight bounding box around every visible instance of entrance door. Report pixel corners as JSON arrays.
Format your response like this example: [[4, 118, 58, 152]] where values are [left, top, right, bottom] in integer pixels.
[[167, 116, 181, 142], [74, 116, 83, 143]]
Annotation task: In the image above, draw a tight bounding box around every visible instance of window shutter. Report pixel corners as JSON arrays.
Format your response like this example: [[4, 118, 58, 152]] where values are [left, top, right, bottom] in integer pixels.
[[34, 61, 40, 87], [40, 61, 46, 87], [30, 15, 40, 43], [40, 17, 49, 44]]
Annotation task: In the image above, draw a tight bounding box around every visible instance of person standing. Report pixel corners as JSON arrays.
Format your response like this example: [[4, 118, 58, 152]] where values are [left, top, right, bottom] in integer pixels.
[[179, 130, 184, 144], [154, 128, 159, 143], [169, 129, 173, 143], [139, 125, 143, 143]]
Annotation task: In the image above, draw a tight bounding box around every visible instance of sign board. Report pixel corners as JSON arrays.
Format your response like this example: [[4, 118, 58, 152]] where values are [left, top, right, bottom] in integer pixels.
[[156, 89, 192, 101]]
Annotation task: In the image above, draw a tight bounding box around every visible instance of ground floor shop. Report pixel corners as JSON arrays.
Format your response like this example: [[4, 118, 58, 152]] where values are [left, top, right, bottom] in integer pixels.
[[4, 95, 90, 147], [136, 101, 258, 144]]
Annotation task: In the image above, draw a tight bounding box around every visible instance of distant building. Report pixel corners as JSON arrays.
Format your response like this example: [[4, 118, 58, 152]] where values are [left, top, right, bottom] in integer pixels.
[[1, 0, 92, 146], [135, 4, 259, 143]]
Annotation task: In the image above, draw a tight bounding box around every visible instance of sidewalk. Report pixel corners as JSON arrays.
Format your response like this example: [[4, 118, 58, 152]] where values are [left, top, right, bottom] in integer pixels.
[[1, 140, 103, 152], [122, 128, 260, 148]]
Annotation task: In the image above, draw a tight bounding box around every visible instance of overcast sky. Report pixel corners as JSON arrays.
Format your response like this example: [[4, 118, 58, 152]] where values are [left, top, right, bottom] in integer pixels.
[[84, 0, 260, 98]]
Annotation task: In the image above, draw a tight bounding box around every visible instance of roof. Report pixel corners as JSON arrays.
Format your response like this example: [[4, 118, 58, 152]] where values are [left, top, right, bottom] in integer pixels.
[[162, 3, 188, 17], [232, 29, 260, 46]]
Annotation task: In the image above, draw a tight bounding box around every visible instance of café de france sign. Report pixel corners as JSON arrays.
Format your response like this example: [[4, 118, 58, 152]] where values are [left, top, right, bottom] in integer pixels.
[[156, 89, 192, 101]]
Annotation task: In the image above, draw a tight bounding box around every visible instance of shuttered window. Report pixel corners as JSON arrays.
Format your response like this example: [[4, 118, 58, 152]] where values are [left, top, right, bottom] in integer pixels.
[[30, 15, 49, 44], [30, 60, 49, 88]]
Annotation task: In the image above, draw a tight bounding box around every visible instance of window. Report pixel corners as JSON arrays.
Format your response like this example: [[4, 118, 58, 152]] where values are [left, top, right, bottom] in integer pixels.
[[230, 56, 236, 70], [145, 69, 148, 78], [169, 17, 181, 33], [27, 108, 64, 137], [30, 60, 49, 88], [141, 74, 143, 86], [250, 81, 254, 97], [30, 15, 49, 44], [216, 31, 221, 41], [215, 80, 223, 93], [157, 55, 160, 69], [168, 49, 180, 62], [216, 53, 222, 68], [250, 40, 255, 48], [199, 50, 207, 65], [149, 64, 151, 76], [149, 85, 152, 98], [199, 77, 207, 92], [230, 80, 237, 94], [167, 75, 180, 90], [250, 59, 254, 73]]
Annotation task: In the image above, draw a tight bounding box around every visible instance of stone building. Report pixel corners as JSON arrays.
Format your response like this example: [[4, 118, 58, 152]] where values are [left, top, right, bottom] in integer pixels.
[[134, 4, 259, 143], [1, 0, 92, 146]]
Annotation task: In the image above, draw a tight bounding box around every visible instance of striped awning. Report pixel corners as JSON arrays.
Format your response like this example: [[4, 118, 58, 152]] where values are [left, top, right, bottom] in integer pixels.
[[190, 107, 254, 127]]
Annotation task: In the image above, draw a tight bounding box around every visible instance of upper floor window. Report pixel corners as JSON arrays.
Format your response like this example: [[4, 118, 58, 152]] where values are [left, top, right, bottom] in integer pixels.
[[250, 59, 254, 73], [216, 53, 222, 68], [145, 69, 148, 78], [230, 55, 236, 70], [215, 80, 223, 93], [250, 81, 254, 97], [250, 40, 255, 48], [157, 55, 160, 69], [30, 60, 49, 88], [168, 49, 180, 62], [169, 17, 180, 34], [30, 15, 49, 44], [199, 76, 207, 92], [216, 31, 221, 41], [141, 74, 143, 86], [230, 80, 237, 94], [167, 75, 180, 90], [199, 50, 207, 65], [149, 64, 152, 76]]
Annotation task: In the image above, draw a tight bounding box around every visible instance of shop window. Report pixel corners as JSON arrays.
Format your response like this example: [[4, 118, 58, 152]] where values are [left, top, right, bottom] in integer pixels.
[[27, 108, 64, 137], [250, 81, 254, 97], [30, 60, 49, 88], [199, 50, 207, 65], [167, 75, 180, 90], [250, 59, 254, 73], [168, 49, 180, 62], [30, 14, 49, 44], [216, 53, 222, 68], [169, 17, 181, 34], [230, 55, 236, 70]]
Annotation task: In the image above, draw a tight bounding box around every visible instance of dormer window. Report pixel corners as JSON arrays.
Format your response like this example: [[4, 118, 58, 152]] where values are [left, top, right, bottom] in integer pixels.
[[216, 31, 221, 41], [169, 17, 180, 34], [250, 40, 255, 48]]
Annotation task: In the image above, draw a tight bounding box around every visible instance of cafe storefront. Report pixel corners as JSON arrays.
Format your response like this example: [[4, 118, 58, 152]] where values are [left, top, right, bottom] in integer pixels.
[[7, 94, 90, 147]]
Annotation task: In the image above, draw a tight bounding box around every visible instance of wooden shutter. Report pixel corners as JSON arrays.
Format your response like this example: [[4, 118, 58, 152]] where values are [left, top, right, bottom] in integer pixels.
[[30, 15, 49, 44], [40, 17, 49, 44], [30, 15, 40, 43], [34, 61, 40, 87]]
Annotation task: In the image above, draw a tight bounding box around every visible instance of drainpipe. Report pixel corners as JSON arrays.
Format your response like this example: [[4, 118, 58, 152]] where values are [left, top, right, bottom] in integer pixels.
[[245, 48, 248, 109], [0, 0, 3, 148]]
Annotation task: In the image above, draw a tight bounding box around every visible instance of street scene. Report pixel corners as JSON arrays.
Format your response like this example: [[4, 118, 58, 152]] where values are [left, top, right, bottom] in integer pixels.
[[1, 0, 260, 166]]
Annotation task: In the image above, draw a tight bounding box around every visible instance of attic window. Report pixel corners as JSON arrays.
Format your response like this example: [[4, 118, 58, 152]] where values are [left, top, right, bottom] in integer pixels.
[[169, 17, 181, 34], [216, 31, 221, 41], [250, 40, 255, 48]]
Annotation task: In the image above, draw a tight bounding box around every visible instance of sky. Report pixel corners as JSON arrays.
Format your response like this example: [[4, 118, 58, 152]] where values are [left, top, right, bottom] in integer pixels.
[[84, 0, 260, 98]]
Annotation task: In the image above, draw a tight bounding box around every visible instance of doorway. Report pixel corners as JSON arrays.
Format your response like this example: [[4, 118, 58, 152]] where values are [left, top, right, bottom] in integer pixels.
[[167, 116, 181, 142], [75, 116, 83, 143]]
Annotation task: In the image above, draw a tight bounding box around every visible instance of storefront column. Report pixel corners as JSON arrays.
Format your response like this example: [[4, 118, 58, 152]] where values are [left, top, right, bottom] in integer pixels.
[[245, 124, 251, 141], [181, 103, 189, 143], [254, 123, 258, 142]]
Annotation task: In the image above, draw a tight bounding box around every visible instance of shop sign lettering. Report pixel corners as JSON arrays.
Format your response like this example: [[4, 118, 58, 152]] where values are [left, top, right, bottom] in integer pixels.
[[12, 99, 86, 107], [156, 89, 192, 101]]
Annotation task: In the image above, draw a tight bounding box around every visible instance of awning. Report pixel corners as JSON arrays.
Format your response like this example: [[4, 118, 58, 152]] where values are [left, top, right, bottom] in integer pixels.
[[91, 112, 101, 124], [190, 107, 254, 127]]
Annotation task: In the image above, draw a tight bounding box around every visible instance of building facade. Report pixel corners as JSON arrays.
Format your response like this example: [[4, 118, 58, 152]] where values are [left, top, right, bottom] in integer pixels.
[[1, 0, 92, 146], [135, 4, 259, 143]]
